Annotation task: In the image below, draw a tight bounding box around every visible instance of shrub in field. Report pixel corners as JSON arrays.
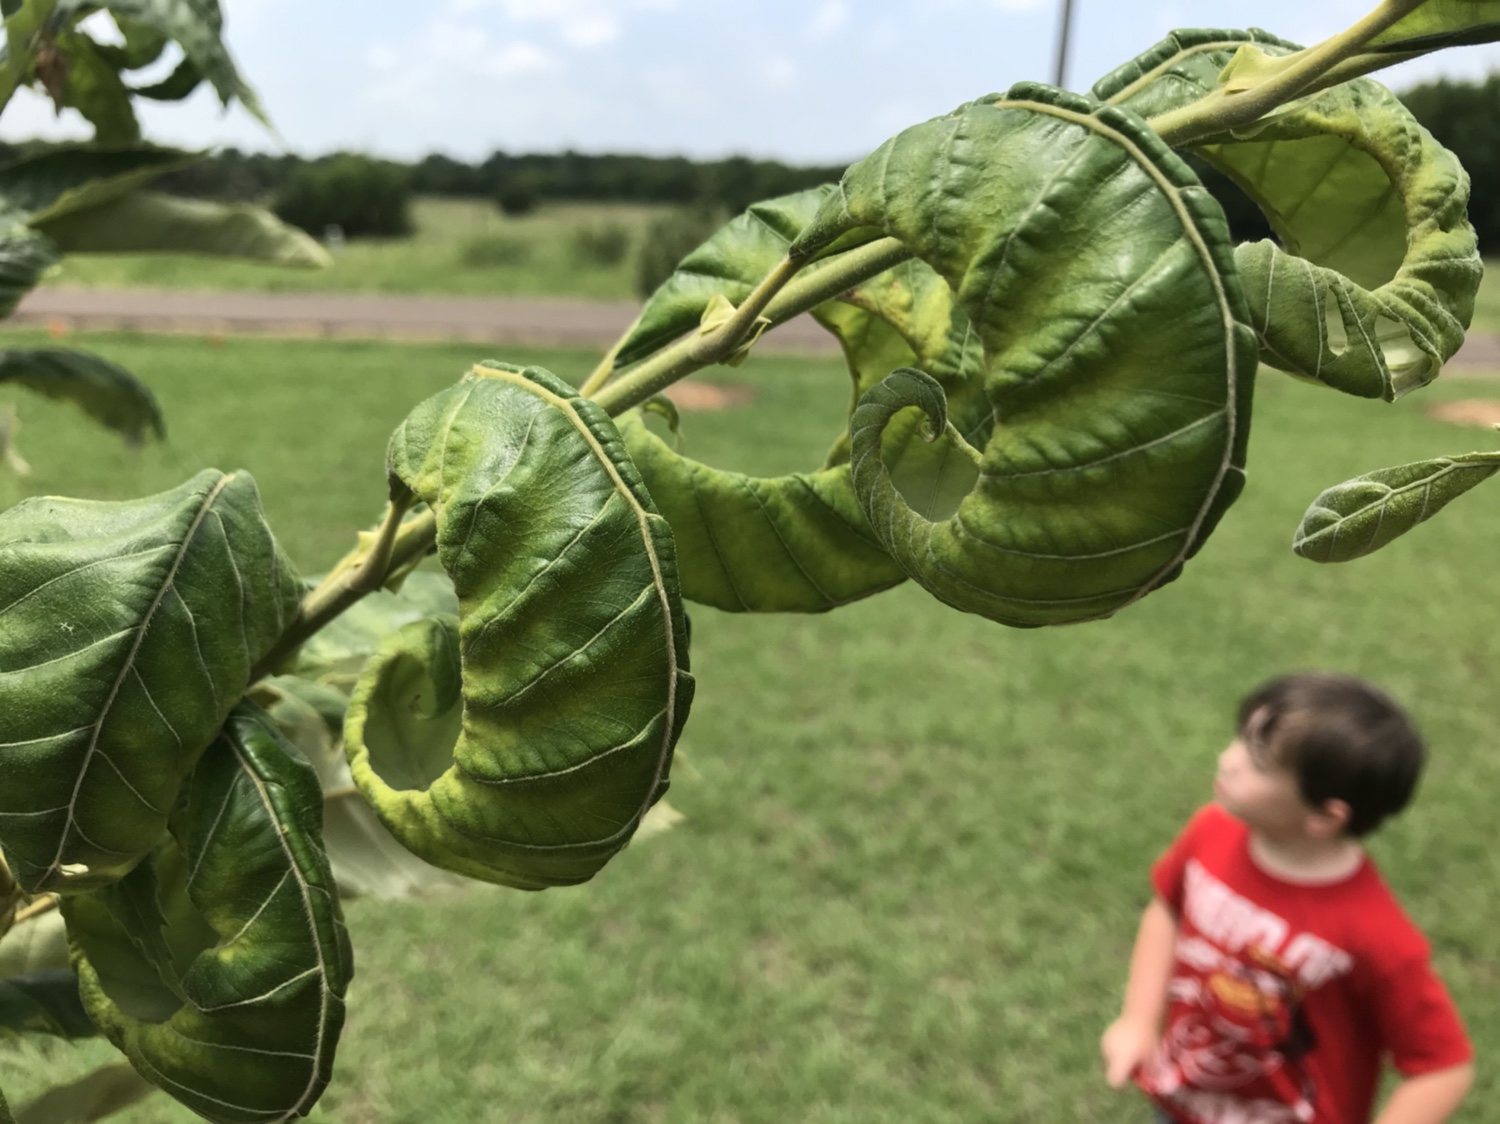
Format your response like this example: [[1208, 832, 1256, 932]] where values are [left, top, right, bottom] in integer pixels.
[[494, 170, 544, 216], [274, 153, 414, 239], [5, 1, 1500, 1121], [634, 206, 727, 298], [570, 221, 632, 267], [460, 231, 534, 268]]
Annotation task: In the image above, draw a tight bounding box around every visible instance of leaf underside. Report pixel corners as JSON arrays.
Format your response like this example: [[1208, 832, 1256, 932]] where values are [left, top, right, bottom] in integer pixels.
[[0, 347, 165, 444], [1096, 29, 1482, 401], [344, 364, 694, 889], [0, 470, 302, 894], [1294, 452, 1500, 562], [804, 81, 1256, 626], [64, 704, 352, 1124]]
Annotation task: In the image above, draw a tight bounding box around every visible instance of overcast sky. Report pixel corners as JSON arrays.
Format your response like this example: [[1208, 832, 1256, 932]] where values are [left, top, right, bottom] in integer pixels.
[[4, 0, 1500, 164]]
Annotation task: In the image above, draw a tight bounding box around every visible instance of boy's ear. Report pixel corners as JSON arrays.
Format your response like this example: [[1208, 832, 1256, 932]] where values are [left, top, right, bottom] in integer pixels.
[[1308, 798, 1353, 838]]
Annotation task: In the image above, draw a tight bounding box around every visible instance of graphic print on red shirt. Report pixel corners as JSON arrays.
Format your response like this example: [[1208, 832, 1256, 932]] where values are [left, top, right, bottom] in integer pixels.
[[1140, 804, 1471, 1124]]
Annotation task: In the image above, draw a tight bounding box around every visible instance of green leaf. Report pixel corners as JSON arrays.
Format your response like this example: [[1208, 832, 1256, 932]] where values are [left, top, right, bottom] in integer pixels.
[[613, 185, 839, 369], [53, 30, 141, 146], [0, 348, 163, 445], [130, 55, 199, 101], [1293, 451, 1500, 562], [0, 469, 303, 894], [0, 227, 60, 319], [0, 970, 94, 1039], [1, 1082, 11, 1124], [63, 704, 352, 1124], [824, 82, 1257, 627], [1090, 27, 1294, 122], [0, 144, 196, 225], [1097, 31, 1482, 400], [251, 676, 468, 900], [60, 0, 268, 125], [93, 15, 168, 71], [1, 0, 22, 20], [35, 191, 331, 267], [1365, 0, 1500, 53], [345, 363, 694, 889], [294, 570, 459, 692], [11, 1063, 155, 1124]]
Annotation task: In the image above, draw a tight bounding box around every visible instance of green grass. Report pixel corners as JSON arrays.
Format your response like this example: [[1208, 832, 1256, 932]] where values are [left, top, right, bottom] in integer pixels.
[[1, 332, 1499, 1122], [39, 198, 664, 300], [1472, 257, 1500, 335]]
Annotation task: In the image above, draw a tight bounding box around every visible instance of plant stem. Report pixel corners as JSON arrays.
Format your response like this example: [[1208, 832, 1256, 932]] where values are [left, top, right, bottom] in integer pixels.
[[1146, 0, 1425, 147], [250, 498, 431, 683], [591, 237, 912, 416], [11, 894, 58, 926]]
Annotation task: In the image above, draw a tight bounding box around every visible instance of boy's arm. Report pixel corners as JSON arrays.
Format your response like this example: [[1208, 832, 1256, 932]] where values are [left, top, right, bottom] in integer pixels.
[[1101, 895, 1178, 1088], [1374, 1063, 1474, 1124]]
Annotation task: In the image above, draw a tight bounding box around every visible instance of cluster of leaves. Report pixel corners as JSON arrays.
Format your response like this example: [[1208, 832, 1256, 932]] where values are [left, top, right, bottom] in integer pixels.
[[5, 1, 1500, 1120], [271, 153, 413, 240], [0, 0, 328, 478]]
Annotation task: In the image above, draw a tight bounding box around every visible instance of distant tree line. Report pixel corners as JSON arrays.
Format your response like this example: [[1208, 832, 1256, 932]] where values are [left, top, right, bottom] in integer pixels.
[[0, 77, 1494, 252]]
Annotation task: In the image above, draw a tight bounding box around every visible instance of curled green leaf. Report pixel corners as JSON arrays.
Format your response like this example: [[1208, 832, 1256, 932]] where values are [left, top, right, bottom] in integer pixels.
[[814, 82, 1256, 626], [1097, 30, 1482, 400], [0, 470, 303, 894], [0, 347, 164, 445], [0, 144, 195, 225], [63, 704, 352, 1124], [0, 969, 94, 1040], [1293, 451, 1500, 562], [344, 364, 693, 889]]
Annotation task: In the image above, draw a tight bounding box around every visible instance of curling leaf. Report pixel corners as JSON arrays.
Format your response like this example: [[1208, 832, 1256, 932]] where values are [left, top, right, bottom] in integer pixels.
[[1293, 451, 1500, 562], [0, 348, 163, 445], [806, 82, 1256, 627], [344, 364, 693, 889], [1097, 30, 1482, 400], [0, 144, 195, 225], [1364, 0, 1500, 53], [0, 470, 302, 894], [63, 704, 352, 1123], [35, 191, 330, 267], [0, 227, 59, 319], [252, 676, 467, 900], [0, 970, 94, 1039]]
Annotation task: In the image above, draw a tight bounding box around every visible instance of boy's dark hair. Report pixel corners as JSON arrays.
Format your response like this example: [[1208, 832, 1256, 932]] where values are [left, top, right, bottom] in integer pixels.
[[1236, 673, 1426, 837]]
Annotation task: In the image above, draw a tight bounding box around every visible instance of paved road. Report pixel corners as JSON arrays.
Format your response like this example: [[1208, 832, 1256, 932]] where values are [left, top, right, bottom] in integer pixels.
[[5, 288, 841, 355], [7, 287, 1500, 371]]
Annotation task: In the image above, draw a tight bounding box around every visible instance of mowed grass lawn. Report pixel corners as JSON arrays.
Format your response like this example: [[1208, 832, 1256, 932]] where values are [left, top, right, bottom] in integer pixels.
[[37, 198, 663, 300], [1, 331, 1498, 1122]]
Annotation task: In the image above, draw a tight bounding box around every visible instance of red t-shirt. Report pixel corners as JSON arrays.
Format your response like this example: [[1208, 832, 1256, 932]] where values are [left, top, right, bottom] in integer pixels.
[[1141, 804, 1471, 1124]]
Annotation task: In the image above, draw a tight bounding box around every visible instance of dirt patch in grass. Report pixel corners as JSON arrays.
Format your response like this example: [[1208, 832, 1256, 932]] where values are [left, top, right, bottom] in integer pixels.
[[1426, 399, 1500, 428], [662, 382, 755, 410]]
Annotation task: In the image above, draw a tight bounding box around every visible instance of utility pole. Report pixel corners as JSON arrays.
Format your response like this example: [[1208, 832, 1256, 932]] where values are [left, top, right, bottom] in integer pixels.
[[1054, 0, 1075, 89]]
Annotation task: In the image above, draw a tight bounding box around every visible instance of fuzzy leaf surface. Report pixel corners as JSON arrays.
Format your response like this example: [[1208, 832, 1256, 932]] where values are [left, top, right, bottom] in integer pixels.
[[0, 348, 163, 444], [1293, 451, 1500, 561], [1097, 30, 1481, 400], [345, 364, 693, 889], [818, 82, 1256, 626], [35, 191, 330, 267], [63, 704, 351, 1124], [0, 470, 301, 894]]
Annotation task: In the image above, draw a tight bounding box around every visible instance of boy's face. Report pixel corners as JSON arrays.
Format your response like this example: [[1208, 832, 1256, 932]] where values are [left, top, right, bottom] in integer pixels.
[[1213, 735, 1319, 839]]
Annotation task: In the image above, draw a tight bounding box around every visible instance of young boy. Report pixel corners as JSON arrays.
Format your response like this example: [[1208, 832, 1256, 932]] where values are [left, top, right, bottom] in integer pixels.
[[1101, 673, 1474, 1124]]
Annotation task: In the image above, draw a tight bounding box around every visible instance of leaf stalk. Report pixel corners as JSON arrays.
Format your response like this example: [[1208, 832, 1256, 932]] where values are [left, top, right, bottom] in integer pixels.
[[1146, 0, 1426, 147], [249, 498, 432, 683], [590, 237, 913, 416]]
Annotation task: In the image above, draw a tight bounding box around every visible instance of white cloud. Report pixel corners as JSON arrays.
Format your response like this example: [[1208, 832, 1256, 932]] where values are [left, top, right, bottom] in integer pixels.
[[364, 22, 559, 113], [808, 0, 850, 41]]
